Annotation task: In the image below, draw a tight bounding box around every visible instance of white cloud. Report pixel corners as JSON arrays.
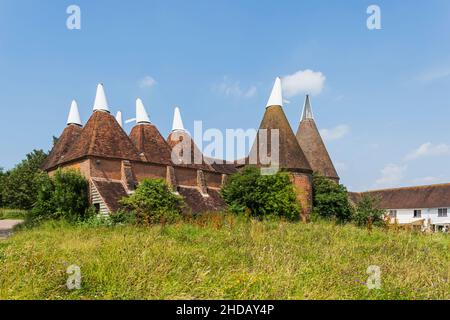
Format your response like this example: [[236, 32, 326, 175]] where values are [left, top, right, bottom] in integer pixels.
[[415, 67, 450, 83], [213, 77, 257, 99], [404, 142, 450, 161], [375, 164, 407, 188], [139, 76, 157, 88], [281, 69, 326, 98], [319, 125, 350, 141]]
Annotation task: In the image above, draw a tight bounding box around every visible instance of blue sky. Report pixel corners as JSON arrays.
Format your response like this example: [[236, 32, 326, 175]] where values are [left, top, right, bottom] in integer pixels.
[[1, 0, 450, 191]]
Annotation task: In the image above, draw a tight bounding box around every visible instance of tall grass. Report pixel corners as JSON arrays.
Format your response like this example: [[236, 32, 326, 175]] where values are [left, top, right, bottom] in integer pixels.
[[0, 215, 449, 300], [0, 208, 28, 220]]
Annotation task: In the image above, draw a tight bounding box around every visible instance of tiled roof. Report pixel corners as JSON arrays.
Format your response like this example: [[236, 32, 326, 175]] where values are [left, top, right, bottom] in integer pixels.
[[41, 124, 83, 171], [249, 105, 312, 173], [92, 179, 128, 213], [129, 123, 173, 165], [350, 183, 450, 209], [62, 111, 141, 164], [296, 119, 339, 180]]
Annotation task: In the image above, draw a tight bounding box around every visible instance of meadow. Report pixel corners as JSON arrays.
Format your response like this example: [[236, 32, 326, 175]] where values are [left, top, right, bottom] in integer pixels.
[[0, 215, 449, 300]]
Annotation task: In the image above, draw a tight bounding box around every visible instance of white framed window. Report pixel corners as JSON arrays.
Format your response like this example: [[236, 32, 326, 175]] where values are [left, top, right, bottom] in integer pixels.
[[438, 208, 448, 217], [413, 210, 421, 218], [389, 210, 397, 218]]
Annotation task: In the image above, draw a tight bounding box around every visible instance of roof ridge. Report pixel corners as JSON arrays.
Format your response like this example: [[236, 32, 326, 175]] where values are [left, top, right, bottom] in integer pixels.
[[363, 182, 450, 193]]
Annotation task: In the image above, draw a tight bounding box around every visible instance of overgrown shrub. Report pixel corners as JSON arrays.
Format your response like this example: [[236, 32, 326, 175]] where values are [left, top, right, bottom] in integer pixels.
[[31, 169, 90, 222], [353, 193, 386, 227], [1, 150, 47, 210], [120, 179, 184, 225], [110, 210, 137, 225], [312, 173, 353, 223], [0, 168, 5, 207], [221, 166, 301, 220]]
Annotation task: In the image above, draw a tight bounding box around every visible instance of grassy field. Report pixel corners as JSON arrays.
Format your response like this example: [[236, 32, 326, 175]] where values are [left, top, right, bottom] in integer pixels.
[[0, 215, 449, 300]]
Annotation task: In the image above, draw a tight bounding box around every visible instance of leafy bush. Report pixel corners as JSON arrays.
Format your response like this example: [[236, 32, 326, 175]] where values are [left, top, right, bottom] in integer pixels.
[[0, 168, 5, 207], [312, 173, 353, 223], [120, 179, 184, 225], [353, 193, 386, 227], [1, 150, 47, 210], [31, 169, 90, 222], [110, 210, 137, 225], [221, 166, 301, 220]]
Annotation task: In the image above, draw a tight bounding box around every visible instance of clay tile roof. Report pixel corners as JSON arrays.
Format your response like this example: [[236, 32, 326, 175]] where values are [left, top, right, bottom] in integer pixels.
[[42, 124, 83, 171], [178, 187, 226, 213], [167, 131, 215, 171], [296, 119, 339, 180], [62, 111, 141, 164], [129, 123, 173, 165], [351, 183, 450, 209], [249, 105, 312, 173], [92, 179, 128, 212]]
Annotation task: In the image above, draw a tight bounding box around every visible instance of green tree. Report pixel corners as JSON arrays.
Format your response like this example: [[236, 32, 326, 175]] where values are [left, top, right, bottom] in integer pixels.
[[0, 167, 5, 207], [31, 169, 90, 222], [120, 179, 184, 225], [312, 173, 353, 223], [221, 166, 301, 220], [353, 193, 386, 227], [1, 150, 47, 209]]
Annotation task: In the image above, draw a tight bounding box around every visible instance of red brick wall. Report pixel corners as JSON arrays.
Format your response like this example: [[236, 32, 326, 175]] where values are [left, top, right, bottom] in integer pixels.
[[132, 162, 166, 181], [174, 167, 198, 186], [90, 158, 122, 180], [290, 172, 313, 221], [205, 171, 223, 188]]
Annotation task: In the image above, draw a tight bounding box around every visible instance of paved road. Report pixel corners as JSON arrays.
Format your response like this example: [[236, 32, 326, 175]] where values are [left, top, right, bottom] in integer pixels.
[[0, 220, 24, 239]]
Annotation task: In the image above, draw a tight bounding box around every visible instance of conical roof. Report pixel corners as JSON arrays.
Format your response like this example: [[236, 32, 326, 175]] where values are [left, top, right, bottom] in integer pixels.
[[167, 130, 214, 171], [249, 104, 312, 172], [62, 111, 141, 164], [42, 124, 83, 171], [130, 123, 173, 165], [296, 96, 339, 180]]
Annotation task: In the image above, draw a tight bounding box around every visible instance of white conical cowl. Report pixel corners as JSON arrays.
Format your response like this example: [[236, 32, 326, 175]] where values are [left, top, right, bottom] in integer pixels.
[[172, 107, 185, 132], [116, 111, 123, 128], [266, 77, 283, 108], [301, 94, 314, 120], [136, 98, 151, 124], [93, 83, 109, 112], [67, 100, 82, 126]]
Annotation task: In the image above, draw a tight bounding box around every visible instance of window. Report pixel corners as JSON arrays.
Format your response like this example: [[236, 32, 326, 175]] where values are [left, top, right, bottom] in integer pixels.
[[389, 210, 397, 218], [438, 208, 448, 217], [413, 210, 422, 218]]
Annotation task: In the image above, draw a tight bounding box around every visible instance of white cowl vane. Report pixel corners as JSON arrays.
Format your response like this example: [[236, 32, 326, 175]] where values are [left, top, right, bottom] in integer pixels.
[[266, 77, 283, 108], [136, 98, 151, 124], [93, 83, 110, 113], [172, 107, 185, 132], [115, 111, 123, 128], [67, 100, 82, 126]]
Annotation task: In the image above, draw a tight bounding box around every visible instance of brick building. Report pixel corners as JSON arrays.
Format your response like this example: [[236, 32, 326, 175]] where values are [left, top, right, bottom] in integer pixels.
[[42, 78, 339, 218]]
